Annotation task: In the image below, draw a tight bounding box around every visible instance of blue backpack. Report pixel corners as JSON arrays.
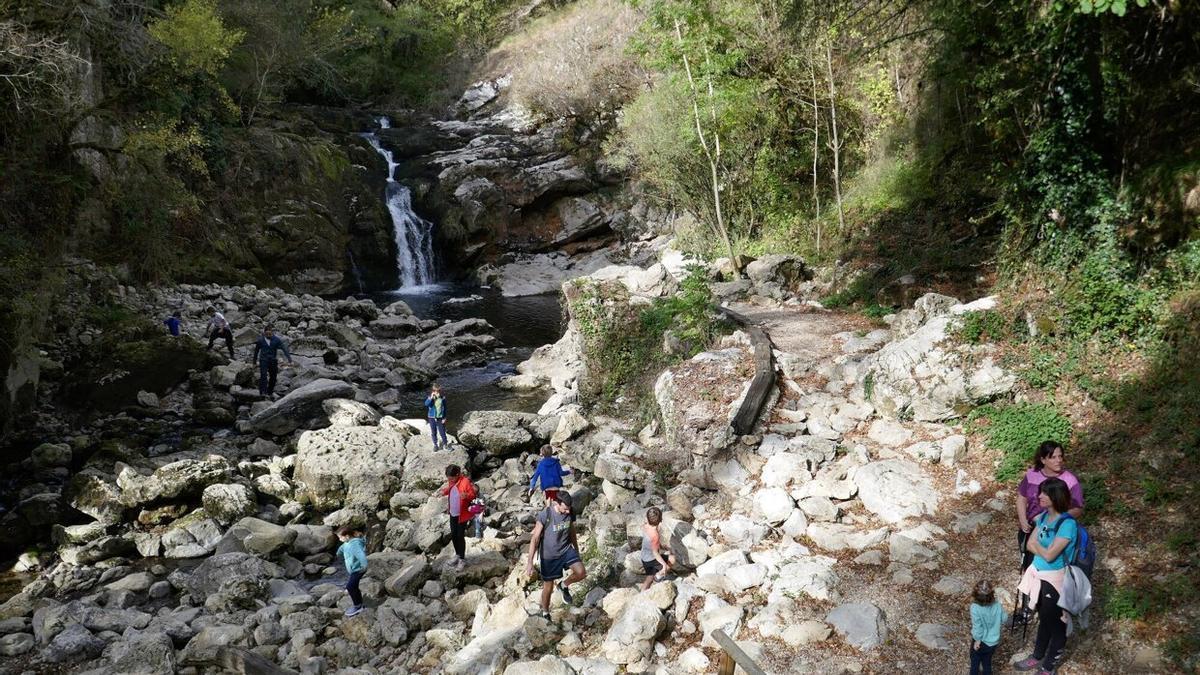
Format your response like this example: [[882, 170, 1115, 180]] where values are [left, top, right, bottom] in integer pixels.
[[1051, 513, 1097, 579]]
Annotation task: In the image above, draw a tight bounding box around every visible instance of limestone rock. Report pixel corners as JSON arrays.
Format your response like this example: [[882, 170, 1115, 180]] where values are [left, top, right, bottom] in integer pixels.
[[294, 423, 411, 510], [202, 483, 258, 525], [826, 602, 887, 651], [250, 378, 354, 435], [322, 398, 382, 427], [601, 596, 664, 665], [456, 410, 555, 456], [915, 623, 955, 650], [853, 460, 940, 524]]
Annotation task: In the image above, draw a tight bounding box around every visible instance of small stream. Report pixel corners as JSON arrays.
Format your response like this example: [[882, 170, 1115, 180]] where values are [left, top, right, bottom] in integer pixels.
[[369, 283, 563, 428]]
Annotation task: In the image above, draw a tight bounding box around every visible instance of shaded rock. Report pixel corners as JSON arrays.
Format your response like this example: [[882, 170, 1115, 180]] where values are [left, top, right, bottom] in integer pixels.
[[40, 623, 104, 664], [250, 378, 354, 436], [117, 458, 232, 508], [826, 602, 887, 651]]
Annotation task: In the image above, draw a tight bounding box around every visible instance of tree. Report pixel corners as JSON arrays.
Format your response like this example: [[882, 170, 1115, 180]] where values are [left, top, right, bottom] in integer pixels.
[[148, 0, 244, 76]]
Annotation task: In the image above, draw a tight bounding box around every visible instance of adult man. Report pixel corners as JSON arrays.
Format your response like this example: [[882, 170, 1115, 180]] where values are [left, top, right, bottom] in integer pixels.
[[525, 491, 586, 620], [424, 384, 449, 449], [251, 325, 293, 398], [204, 306, 234, 359]]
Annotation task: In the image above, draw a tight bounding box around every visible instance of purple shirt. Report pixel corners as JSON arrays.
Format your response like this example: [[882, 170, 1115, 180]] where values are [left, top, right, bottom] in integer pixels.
[[1018, 468, 1084, 521]]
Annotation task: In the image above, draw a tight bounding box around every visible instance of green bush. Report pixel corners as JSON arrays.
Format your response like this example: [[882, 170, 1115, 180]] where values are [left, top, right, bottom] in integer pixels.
[[968, 402, 1073, 481], [1104, 586, 1150, 621], [954, 310, 1009, 344]]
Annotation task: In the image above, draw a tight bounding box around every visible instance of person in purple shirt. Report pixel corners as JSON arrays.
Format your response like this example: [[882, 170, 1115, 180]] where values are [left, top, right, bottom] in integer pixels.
[[1015, 441, 1085, 572]]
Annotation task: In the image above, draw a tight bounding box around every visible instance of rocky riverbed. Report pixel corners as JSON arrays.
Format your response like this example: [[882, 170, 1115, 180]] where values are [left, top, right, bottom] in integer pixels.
[[1, 245, 1100, 675]]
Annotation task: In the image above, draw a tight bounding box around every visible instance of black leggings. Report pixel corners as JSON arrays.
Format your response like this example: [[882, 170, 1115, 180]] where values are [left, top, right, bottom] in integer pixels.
[[208, 327, 234, 357], [449, 516, 467, 559], [1033, 580, 1067, 670], [346, 570, 363, 607]]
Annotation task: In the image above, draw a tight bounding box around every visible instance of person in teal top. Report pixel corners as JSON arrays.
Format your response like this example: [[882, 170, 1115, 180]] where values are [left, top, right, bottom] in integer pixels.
[[336, 527, 368, 617], [424, 384, 449, 450], [1015, 477, 1076, 674], [970, 580, 1007, 674]]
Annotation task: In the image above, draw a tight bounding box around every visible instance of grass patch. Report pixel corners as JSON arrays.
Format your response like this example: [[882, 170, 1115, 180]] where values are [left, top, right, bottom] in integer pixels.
[[967, 402, 1073, 481]]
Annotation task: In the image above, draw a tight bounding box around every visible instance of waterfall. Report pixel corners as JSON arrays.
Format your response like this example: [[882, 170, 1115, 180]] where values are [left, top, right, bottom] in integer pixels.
[[363, 117, 436, 289]]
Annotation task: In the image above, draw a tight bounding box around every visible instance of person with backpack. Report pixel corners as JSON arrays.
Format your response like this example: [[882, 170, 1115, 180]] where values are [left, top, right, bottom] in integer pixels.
[[1016, 441, 1084, 572], [335, 526, 368, 617], [527, 444, 571, 503], [969, 580, 1006, 675], [524, 491, 586, 620], [163, 310, 183, 337], [1014, 477, 1078, 675], [442, 464, 476, 569], [425, 385, 449, 450]]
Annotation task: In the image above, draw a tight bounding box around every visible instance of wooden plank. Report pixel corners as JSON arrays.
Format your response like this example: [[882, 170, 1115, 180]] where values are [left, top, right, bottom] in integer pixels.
[[710, 629, 768, 675], [717, 306, 777, 436]]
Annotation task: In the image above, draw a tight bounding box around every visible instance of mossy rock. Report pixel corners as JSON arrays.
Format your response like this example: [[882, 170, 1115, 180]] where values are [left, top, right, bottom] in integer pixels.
[[62, 323, 218, 412]]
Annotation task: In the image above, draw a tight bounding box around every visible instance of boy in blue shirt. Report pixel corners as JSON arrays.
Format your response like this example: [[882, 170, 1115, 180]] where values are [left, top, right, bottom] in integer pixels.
[[336, 527, 368, 617], [163, 311, 182, 337]]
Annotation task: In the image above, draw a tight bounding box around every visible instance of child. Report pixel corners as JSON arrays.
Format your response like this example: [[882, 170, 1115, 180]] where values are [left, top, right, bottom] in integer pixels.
[[336, 526, 368, 617], [163, 310, 182, 337], [528, 445, 571, 502], [640, 507, 675, 590], [468, 497, 487, 539], [970, 580, 1005, 675]]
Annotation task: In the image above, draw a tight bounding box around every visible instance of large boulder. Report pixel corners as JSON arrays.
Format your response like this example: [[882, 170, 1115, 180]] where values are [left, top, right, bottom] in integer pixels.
[[294, 423, 413, 510], [601, 596, 665, 666], [201, 483, 257, 525], [60, 328, 214, 412], [826, 602, 888, 651], [102, 630, 177, 674], [216, 517, 297, 557], [744, 254, 810, 299], [249, 378, 354, 435], [861, 295, 1016, 421], [117, 458, 232, 508], [322, 398, 382, 427], [174, 553, 283, 598], [853, 460, 940, 524], [67, 472, 125, 526], [456, 410, 556, 456]]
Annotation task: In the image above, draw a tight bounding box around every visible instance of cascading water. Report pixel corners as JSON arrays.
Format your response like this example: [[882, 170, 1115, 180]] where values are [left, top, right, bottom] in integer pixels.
[[363, 117, 436, 289]]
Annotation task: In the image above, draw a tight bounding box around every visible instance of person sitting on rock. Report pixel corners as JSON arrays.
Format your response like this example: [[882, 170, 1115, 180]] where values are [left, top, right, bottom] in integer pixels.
[[252, 324, 293, 399], [525, 491, 586, 620], [336, 526, 368, 617], [424, 384, 449, 450], [442, 464, 476, 570], [640, 507, 675, 590], [527, 444, 571, 503], [163, 310, 182, 337], [204, 306, 235, 359]]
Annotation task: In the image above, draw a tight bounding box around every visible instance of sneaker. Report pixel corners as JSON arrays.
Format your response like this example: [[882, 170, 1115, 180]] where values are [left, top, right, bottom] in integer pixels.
[[1013, 657, 1042, 671], [345, 605, 364, 617], [540, 610, 552, 621], [558, 582, 573, 604], [455, 557, 468, 569]]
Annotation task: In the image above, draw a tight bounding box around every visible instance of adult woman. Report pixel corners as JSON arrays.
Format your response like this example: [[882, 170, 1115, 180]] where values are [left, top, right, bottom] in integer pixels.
[[1015, 477, 1078, 674], [1016, 441, 1084, 571]]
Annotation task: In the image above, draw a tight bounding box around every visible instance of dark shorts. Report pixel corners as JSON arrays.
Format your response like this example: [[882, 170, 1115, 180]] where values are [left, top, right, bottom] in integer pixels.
[[539, 547, 581, 581], [642, 558, 663, 576]]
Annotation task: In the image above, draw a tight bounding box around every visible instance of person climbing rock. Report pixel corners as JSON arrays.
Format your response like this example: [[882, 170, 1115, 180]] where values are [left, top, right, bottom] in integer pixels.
[[640, 507, 675, 590], [1014, 478, 1078, 675], [204, 306, 235, 359], [252, 324, 293, 398], [527, 444, 571, 503], [163, 310, 182, 337], [525, 491, 586, 620], [442, 464, 476, 570], [425, 384, 449, 449], [336, 526, 368, 617]]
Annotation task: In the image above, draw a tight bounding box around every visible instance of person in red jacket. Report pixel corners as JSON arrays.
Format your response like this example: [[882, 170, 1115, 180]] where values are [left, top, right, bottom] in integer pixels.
[[442, 464, 476, 570]]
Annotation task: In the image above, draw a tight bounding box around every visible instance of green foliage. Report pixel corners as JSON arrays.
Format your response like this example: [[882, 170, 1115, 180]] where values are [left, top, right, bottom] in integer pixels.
[[862, 304, 891, 319], [1104, 586, 1150, 621], [570, 266, 727, 407], [149, 0, 245, 76], [953, 310, 1008, 344], [1076, 0, 1150, 17], [1078, 473, 1109, 520], [968, 403, 1073, 481]]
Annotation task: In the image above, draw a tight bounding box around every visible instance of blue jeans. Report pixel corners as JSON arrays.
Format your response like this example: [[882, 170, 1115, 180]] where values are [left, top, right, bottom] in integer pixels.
[[346, 570, 364, 607], [970, 640, 996, 675], [428, 417, 448, 446]]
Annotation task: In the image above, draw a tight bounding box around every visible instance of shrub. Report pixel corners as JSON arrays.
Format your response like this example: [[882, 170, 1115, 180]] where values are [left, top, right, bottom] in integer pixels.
[[968, 402, 1073, 481], [954, 310, 1009, 344], [149, 0, 244, 76], [1104, 586, 1150, 621]]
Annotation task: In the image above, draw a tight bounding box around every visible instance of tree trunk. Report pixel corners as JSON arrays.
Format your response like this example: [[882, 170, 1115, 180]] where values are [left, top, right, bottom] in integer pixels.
[[825, 39, 845, 235], [809, 56, 821, 255]]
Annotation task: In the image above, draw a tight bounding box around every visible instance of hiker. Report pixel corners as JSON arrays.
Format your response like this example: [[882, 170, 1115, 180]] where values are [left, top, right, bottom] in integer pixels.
[[442, 464, 476, 569], [1014, 477, 1077, 675], [252, 324, 293, 398], [424, 384, 449, 449], [335, 526, 368, 617], [970, 580, 1005, 675], [204, 306, 235, 359], [525, 491, 586, 620], [640, 507, 675, 590], [163, 310, 182, 337], [1016, 441, 1084, 572], [527, 444, 571, 502]]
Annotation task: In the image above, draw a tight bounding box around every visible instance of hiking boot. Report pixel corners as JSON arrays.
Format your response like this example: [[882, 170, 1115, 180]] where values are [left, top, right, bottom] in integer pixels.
[[558, 582, 573, 604], [1013, 657, 1042, 671]]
